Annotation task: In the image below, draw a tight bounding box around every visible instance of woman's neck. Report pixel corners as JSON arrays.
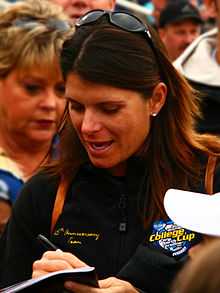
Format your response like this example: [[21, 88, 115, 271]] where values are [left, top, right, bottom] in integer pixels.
[[108, 161, 127, 177], [0, 132, 51, 180]]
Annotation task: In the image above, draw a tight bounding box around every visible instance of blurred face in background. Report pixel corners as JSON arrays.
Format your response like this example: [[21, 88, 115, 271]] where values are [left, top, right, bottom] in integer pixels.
[[152, 0, 167, 23], [204, 0, 219, 19], [0, 61, 65, 145], [190, 0, 199, 6], [199, 0, 220, 46], [159, 19, 201, 61], [216, 0, 220, 28], [51, 0, 116, 22]]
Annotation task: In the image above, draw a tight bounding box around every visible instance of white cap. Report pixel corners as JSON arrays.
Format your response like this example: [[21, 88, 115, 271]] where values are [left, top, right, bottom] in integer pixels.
[[164, 189, 220, 237]]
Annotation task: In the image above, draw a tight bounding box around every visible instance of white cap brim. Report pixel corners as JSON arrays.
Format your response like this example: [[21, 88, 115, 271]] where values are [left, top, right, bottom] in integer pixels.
[[164, 189, 220, 237]]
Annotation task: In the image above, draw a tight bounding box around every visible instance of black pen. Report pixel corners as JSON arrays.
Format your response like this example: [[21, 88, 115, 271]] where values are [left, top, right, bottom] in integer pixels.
[[37, 234, 59, 251]]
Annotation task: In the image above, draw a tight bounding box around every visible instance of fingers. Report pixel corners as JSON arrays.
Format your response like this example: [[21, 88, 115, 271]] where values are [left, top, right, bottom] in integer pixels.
[[99, 277, 139, 292], [32, 258, 73, 278], [43, 250, 87, 268], [98, 277, 118, 288], [64, 281, 99, 293], [32, 249, 87, 279], [63, 277, 139, 293]]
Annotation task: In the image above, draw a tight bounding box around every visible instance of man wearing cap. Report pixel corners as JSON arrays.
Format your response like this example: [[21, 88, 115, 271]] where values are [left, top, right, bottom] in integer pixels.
[[174, 0, 220, 135], [158, 1, 202, 61]]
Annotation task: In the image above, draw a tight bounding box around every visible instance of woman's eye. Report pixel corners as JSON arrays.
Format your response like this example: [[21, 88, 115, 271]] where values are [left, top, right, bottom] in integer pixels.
[[102, 106, 120, 114], [55, 83, 65, 96], [23, 83, 41, 94], [69, 101, 84, 112]]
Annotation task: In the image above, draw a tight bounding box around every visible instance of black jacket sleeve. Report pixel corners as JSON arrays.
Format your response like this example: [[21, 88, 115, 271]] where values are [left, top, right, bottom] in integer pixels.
[[117, 243, 187, 293]]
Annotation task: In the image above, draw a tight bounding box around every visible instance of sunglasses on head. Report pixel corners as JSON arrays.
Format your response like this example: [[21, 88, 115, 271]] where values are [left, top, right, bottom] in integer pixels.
[[14, 17, 71, 32], [75, 9, 156, 53], [0, 16, 71, 32]]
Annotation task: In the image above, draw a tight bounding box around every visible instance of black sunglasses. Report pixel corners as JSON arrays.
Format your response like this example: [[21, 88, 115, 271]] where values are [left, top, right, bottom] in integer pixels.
[[75, 9, 156, 53], [75, 9, 168, 85]]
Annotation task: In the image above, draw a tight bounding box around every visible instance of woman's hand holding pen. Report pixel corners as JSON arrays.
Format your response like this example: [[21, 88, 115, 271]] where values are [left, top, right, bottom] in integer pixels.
[[32, 235, 139, 293], [32, 252, 139, 293], [33, 234, 87, 278], [32, 249, 87, 279]]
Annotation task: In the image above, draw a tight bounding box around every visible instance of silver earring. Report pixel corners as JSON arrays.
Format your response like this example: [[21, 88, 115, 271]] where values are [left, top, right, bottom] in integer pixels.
[[151, 112, 157, 117]]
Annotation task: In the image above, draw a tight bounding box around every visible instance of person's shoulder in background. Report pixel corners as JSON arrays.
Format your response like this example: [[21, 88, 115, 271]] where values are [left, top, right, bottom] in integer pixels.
[[0, 150, 24, 204]]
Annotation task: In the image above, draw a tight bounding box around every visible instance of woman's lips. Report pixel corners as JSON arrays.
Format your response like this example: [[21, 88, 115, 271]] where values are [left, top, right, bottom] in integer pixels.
[[86, 141, 113, 155], [34, 120, 55, 129]]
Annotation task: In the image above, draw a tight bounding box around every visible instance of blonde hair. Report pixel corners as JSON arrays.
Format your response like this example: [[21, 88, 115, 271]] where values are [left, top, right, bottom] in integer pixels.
[[0, 0, 73, 77], [0, 0, 11, 11]]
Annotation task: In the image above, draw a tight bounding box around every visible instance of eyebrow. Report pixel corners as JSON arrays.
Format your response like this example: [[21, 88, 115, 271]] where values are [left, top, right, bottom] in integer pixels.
[[20, 76, 45, 82], [65, 96, 126, 105], [19, 72, 63, 82], [98, 101, 126, 105]]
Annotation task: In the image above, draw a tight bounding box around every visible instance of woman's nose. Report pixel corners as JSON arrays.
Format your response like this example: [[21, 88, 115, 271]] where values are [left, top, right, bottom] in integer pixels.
[[81, 109, 102, 134], [40, 90, 57, 111]]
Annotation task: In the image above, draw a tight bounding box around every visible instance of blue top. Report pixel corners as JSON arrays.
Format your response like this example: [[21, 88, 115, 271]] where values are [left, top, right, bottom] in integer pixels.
[[0, 149, 24, 204], [0, 170, 23, 204]]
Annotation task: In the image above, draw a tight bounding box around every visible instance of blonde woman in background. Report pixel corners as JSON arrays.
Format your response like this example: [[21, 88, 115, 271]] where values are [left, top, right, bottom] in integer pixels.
[[0, 0, 72, 233]]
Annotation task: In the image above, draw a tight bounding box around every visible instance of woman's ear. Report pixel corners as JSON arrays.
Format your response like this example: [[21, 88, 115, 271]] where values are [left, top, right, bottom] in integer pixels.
[[149, 82, 167, 116]]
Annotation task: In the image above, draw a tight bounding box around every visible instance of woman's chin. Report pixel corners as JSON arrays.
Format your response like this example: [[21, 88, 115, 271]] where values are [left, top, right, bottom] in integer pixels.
[[90, 159, 126, 176]]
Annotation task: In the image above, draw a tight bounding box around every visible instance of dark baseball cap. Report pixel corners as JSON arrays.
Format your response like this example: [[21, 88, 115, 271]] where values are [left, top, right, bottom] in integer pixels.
[[159, 1, 202, 28]]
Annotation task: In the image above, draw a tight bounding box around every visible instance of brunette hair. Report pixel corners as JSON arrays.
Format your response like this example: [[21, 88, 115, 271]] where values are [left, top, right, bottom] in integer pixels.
[[53, 14, 220, 224]]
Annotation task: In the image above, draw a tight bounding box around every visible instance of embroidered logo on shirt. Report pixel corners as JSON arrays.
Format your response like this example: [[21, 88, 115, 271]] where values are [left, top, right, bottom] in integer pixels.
[[148, 219, 195, 257], [53, 227, 100, 245]]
